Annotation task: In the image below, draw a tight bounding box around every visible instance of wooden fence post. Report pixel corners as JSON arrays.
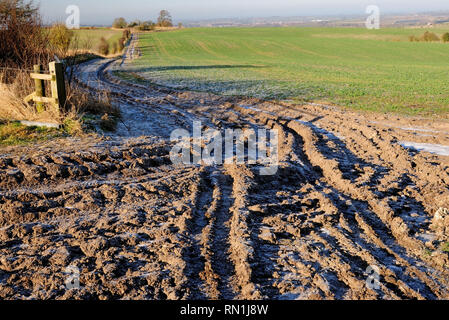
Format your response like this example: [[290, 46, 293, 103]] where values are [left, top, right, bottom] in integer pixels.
[[25, 61, 67, 117], [49, 61, 66, 110], [33, 64, 45, 113]]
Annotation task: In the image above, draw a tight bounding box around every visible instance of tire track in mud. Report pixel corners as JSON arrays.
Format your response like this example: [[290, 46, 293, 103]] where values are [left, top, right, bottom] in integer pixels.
[[181, 168, 241, 300], [227, 104, 449, 299], [201, 170, 237, 299], [2, 55, 449, 299], [76, 58, 449, 299], [181, 168, 211, 299]]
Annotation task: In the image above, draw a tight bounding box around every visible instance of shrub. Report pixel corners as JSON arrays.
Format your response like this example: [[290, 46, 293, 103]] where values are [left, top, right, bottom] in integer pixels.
[[421, 31, 440, 42], [408, 35, 419, 42], [49, 23, 74, 53], [122, 29, 130, 40], [443, 33, 449, 43], [137, 21, 155, 31], [110, 41, 118, 54], [0, 0, 52, 70], [117, 38, 125, 51], [98, 37, 109, 55], [100, 113, 117, 132], [441, 242, 449, 253]]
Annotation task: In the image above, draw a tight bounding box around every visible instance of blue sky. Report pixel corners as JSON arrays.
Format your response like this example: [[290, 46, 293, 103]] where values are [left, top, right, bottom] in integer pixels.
[[39, 0, 449, 25]]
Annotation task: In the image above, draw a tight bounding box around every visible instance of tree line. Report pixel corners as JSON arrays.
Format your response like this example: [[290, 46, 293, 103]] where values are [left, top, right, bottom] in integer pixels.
[[113, 10, 180, 31]]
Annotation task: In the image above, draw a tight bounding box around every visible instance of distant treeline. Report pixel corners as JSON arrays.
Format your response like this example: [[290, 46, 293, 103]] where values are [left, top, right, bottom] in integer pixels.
[[112, 10, 180, 31]]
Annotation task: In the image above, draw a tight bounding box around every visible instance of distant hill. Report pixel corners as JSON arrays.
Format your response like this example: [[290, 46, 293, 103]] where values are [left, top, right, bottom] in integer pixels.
[[182, 11, 449, 28]]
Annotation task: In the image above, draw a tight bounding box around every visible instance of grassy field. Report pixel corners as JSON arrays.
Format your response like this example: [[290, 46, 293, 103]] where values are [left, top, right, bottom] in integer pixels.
[[72, 28, 123, 52], [130, 27, 449, 115]]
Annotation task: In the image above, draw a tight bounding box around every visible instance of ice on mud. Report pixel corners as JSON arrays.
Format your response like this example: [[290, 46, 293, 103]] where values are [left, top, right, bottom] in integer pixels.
[[399, 141, 449, 156]]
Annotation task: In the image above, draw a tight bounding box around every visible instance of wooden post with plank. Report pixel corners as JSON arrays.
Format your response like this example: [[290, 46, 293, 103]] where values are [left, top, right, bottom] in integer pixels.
[[33, 64, 45, 113], [49, 61, 66, 110], [24, 61, 66, 115]]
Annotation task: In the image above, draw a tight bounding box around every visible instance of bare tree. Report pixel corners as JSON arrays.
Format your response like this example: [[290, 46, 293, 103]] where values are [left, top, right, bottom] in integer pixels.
[[0, 0, 52, 71], [157, 10, 173, 27]]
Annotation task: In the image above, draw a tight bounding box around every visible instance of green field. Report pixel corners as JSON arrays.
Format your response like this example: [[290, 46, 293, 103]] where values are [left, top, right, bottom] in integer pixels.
[[72, 28, 123, 52], [129, 27, 449, 115]]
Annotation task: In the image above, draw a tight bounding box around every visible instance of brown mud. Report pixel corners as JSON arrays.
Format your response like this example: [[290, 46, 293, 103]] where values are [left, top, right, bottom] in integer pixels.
[[1, 57, 449, 300]]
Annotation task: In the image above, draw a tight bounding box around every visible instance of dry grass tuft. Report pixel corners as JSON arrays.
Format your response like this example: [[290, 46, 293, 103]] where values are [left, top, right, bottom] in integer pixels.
[[66, 84, 119, 118], [0, 70, 60, 123]]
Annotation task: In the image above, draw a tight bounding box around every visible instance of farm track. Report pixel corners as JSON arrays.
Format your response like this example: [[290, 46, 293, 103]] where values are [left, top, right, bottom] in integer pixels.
[[1, 57, 449, 299]]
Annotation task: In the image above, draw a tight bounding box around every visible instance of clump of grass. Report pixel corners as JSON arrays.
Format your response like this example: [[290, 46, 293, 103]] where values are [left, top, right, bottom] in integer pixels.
[[0, 121, 62, 146], [98, 37, 110, 56], [443, 33, 449, 43], [0, 70, 61, 123], [421, 31, 440, 42], [100, 113, 117, 132], [66, 84, 119, 117], [65, 84, 121, 133], [441, 242, 449, 253], [111, 42, 118, 55], [409, 31, 442, 42], [423, 248, 433, 258], [62, 116, 82, 135], [113, 70, 148, 85]]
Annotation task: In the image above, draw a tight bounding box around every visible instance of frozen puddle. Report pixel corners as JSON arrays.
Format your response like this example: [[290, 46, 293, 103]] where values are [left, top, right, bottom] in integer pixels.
[[400, 141, 449, 156]]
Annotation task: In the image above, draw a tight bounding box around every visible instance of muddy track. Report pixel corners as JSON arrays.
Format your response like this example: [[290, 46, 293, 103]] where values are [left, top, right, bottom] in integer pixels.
[[1, 56, 449, 300]]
